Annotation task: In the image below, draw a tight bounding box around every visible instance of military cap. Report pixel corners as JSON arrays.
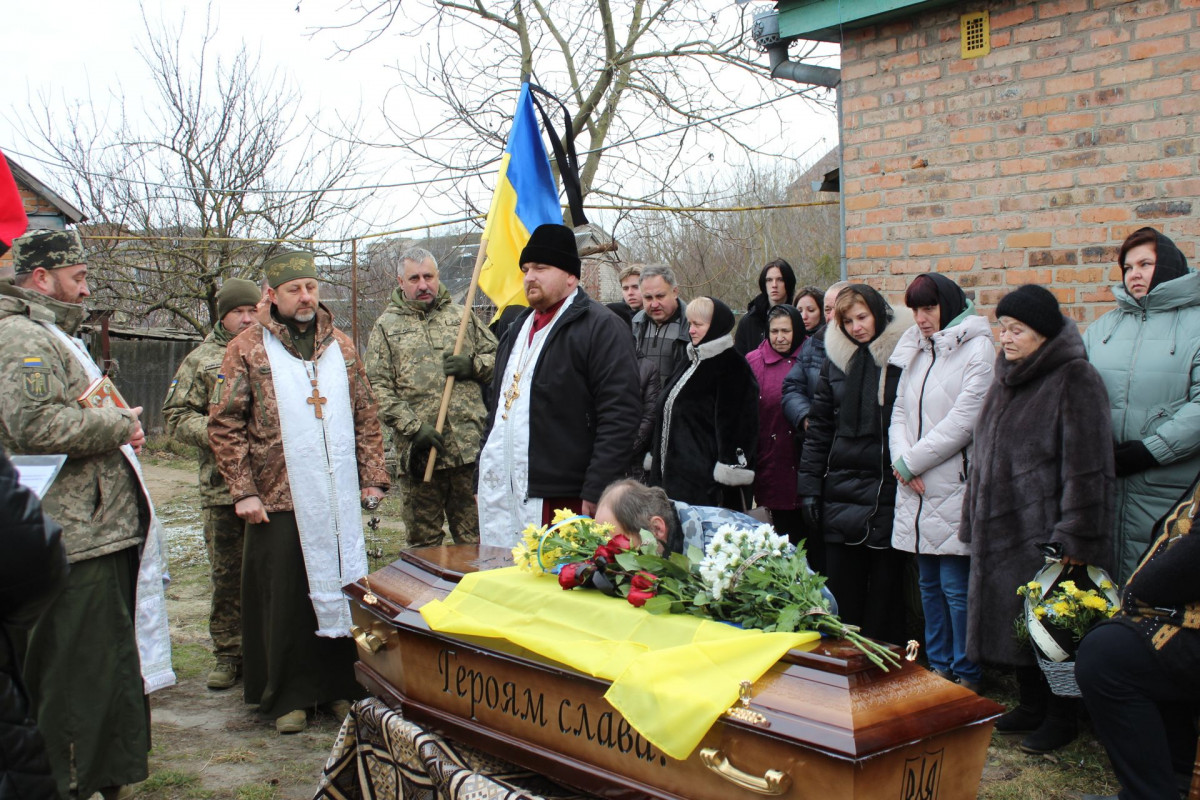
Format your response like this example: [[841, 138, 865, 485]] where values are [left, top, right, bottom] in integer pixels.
[[263, 250, 318, 289], [217, 278, 262, 318], [11, 229, 87, 275]]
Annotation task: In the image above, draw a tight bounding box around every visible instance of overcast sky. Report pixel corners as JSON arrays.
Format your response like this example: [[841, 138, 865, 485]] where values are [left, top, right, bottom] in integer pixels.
[[2, 0, 840, 236]]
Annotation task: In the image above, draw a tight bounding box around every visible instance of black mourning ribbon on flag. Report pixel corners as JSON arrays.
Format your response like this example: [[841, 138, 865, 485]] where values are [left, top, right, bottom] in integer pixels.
[[528, 83, 589, 227]]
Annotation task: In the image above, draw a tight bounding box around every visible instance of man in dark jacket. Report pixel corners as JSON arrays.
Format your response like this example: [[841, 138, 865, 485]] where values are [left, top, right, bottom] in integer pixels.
[[477, 224, 641, 546], [734, 259, 797, 355], [1, 446, 68, 800]]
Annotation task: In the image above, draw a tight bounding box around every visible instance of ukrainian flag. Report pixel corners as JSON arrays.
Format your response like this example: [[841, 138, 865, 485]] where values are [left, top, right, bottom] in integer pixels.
[[477, 83, 564, 311]]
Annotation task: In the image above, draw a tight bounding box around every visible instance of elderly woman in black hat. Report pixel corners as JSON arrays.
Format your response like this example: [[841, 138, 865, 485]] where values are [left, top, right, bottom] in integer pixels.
[[647, 297, 759, 510], [960, 284, 1114, 755]]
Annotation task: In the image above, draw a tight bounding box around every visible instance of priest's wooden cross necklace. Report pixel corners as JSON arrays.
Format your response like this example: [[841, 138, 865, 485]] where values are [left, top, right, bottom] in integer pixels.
[[305, 362, 327, 419]]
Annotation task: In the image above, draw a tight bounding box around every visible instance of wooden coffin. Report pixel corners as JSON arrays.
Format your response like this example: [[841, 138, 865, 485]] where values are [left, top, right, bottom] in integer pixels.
[[346, 545, 1004, 800]]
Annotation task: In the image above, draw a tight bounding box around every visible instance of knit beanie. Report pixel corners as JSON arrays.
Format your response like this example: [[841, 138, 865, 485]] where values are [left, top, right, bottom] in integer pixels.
[[519, 224, 581, 278], [217, 278, 262, 319], [995, 284, 1064, 339]]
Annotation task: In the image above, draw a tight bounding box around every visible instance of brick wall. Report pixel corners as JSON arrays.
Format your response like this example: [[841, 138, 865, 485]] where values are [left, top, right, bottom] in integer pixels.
[[839, 0, 1199, 323], [0, 182, 67, 277]]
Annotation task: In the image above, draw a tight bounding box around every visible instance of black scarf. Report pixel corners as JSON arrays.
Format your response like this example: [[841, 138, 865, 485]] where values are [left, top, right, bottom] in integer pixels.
[[838, 284, 892, 438], [925, 272, 968, 331]]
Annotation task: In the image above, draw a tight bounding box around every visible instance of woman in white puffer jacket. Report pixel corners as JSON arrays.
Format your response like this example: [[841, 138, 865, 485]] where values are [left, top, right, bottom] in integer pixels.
[[888, 273, 995, 692]]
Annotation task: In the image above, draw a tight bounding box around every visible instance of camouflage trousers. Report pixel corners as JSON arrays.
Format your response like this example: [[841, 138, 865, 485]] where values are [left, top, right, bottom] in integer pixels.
[[204, 504, 244, 664], [399, 462, 480, 549]]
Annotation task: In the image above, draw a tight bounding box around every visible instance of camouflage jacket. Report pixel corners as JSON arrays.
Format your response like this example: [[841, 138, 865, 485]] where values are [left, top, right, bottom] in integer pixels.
[[365, 285, 497, 477], [208, 303, 389, 511], [0, 283, 144, 563], [162, 323, 237, 507]]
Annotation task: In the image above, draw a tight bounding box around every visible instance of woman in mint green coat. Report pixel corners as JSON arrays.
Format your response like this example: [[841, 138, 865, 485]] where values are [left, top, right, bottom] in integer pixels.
[[1083, 226, 1200, 582]]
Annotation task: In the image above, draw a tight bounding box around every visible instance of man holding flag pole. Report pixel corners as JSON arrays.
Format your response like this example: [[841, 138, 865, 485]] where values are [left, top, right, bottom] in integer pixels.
[[421, 81, 640, 546]]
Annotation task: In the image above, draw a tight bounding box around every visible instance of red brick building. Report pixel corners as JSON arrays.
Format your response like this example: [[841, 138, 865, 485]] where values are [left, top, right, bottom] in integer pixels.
[[770, 0, 1198, 321]]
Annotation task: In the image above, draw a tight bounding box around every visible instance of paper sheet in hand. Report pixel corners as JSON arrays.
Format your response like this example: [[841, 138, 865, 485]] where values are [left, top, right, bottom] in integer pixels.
[[11, 454, 68, 498]]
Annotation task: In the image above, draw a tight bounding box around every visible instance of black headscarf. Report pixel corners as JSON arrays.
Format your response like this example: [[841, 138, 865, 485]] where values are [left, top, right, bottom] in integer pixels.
[[1134, 228, 1189, 293], [701, 297, 736, 344], [924, 273, 969, 331], [838, 284, 894, 438], [766, 303, 806, 355]]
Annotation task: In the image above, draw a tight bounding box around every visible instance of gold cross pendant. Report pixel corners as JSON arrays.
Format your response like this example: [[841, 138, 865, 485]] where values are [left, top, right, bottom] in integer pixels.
[[501, 372, 521, 420], [307, 379, 327, 419]]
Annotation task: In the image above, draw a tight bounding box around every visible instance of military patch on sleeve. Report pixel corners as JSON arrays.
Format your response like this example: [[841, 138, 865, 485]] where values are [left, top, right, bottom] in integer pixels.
[[22, 366, 52, 401], [164, 377, 179, 401], [211, 374, 225, 405]]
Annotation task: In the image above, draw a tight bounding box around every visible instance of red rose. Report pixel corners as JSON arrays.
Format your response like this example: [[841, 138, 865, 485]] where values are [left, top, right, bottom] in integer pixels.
[[627, 588, 655, 607], [559, 562, 581, 590], [595, 534, 633, 561], [631, 570, 657, 591]]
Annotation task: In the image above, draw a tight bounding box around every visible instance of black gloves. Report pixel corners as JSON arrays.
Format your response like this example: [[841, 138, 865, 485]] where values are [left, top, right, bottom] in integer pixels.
[[1114, 440, 1157, 478], [413, 422, 446, 453], [799, 496, 822, 536], [442, 352, 474, 379]]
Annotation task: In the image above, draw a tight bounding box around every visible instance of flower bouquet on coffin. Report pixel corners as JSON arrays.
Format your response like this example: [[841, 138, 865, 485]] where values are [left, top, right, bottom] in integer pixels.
[[513, 510, 901, 672], [1014, 546, 1120, 697]]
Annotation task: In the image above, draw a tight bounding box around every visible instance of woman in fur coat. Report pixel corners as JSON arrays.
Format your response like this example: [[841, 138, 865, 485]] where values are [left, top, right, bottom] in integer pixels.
[[648, 297, 759, 510], [888, 273, 995, 693], [797, 284, 914, 644], [961, 284, 1114, 755]]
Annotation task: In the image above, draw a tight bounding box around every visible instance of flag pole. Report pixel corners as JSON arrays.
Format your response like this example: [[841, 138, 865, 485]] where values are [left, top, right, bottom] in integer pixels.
[[423, 236, 490, 482]]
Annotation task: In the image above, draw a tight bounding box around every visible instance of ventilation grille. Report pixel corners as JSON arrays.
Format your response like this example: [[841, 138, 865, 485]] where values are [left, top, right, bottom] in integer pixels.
[[961, 12, 990, 59]]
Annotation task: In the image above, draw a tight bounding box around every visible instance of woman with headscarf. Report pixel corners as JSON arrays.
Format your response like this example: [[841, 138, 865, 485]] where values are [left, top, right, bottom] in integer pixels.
[[746, 303, 806, 541], [734, 258, 797, 355], [648, 297, 759, 510], [888, 274, 995, 693], [961, 284, 1114, 755], [1083, 226, 1200, 583], [796, 284, 913, 643]]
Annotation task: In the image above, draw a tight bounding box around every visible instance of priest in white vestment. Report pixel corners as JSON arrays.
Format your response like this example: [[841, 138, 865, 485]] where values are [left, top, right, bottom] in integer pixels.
[[209, 251, 389, 734], [477, 224, 642, 547]]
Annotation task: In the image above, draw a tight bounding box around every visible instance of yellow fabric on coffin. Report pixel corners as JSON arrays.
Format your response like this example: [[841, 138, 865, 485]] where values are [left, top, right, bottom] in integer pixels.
[[419, 567, 819, 760]]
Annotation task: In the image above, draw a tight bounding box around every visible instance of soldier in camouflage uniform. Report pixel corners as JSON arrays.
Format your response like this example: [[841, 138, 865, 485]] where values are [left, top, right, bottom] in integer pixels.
[[0, 229, 155, 799], [365, 247, 496, 548], [162, 277, 260, 690]]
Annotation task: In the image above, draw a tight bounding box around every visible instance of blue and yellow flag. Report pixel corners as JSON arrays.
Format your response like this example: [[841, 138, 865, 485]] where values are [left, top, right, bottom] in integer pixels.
[[478, 83, 563, 311]]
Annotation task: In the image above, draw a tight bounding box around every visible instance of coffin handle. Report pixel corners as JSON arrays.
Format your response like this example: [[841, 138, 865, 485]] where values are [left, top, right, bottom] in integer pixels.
[[699, 748, 791, 795], [351, 622, 392, 654]]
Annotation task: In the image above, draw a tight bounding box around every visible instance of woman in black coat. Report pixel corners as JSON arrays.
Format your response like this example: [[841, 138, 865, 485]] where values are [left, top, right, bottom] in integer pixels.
[[796, 284, 913, 644], [649, 297, 758, 510], [1, 446, 68, 800], [961, 284, 1114, 755]]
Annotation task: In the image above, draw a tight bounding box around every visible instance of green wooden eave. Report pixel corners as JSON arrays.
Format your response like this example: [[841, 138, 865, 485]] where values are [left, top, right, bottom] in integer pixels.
[[776, 0, 959, 42]]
